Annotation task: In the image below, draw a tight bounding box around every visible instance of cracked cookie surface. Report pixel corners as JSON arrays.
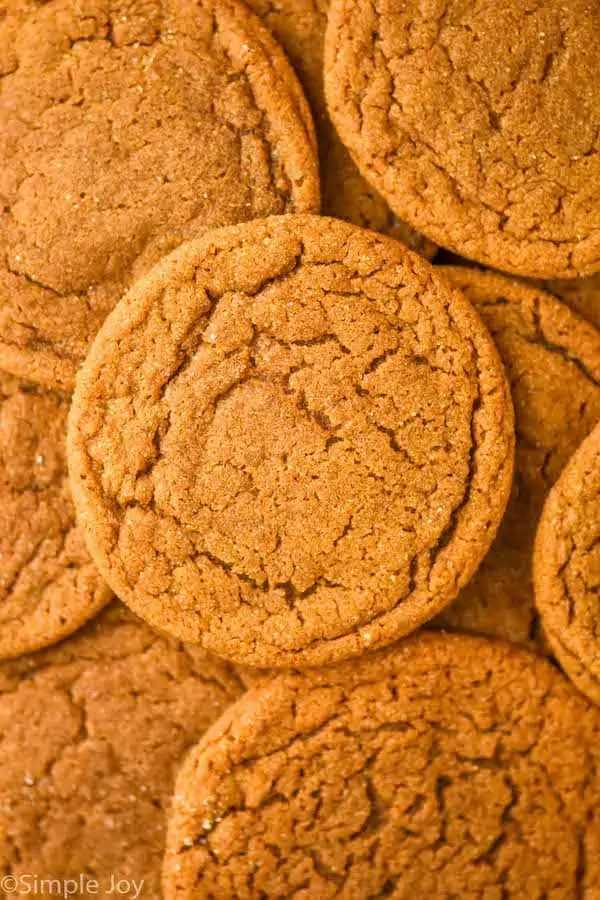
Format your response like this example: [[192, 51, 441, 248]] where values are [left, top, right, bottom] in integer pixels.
[[164, 631, 600, 899], [68, 215, 513, 668], [244, 0, 436, 258], [435, 268, 600, 647], [0, 602, 244, 898], [0, 370, 112, 659], [325, 0, 600, 279], [534, 422, 600, 705], [543, 273, 600, 331], [0, 0, 319, 390]]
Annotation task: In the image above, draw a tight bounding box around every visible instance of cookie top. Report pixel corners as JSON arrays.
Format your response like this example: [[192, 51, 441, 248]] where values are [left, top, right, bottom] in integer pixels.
[[68, 215, 513, 668], [435, 268, 600, 645], [0, 370, 112, 659], [534, 423, 600, 704], [0, 602, 244, 897], [543, 273, 600, 331], [325, 0, 600, 279], [164, 631, 600, 899], [245, 0, 436, 258], [0, 0, 319, 390]]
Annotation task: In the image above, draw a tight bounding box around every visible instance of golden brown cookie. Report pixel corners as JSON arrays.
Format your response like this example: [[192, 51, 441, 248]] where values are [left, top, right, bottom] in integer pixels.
[[244, 0, 436, 258], [543, 273, 600, 331], [534, 422, 600, 704], [68, 215, 513, 668], [0, 0, 319, 391], [325, 0, 600, 279], [435, 268, 600, 645], [0, 602, 244, 898], [0, 370, 112, 660], [164, 631, 600, 899]]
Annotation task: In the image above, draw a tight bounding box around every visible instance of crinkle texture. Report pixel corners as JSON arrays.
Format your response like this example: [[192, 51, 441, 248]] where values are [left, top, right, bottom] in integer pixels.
[[435, 268, 600, 647], [543, 273, 600, 331], [0, 602, 244, 898], [0, 370, 112, 659], [325, 0, 600, 279], [244, 0, 436, 257], [68, 214, 513, 668], [164, 631, 600, 900], [0, 0, 319, 390], [534, 422, 600, 706]]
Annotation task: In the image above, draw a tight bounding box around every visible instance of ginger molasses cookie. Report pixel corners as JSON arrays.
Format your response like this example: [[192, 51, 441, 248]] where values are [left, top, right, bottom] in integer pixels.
[[543, 273, 600, 331], [68, 215, 513, 668], [0, 371, 112, 660], [0, 0, 319, 391], [0, 602, 244, 898], [435, 269, 600, 645], [325, 0, 600, 279], [534, 422, 600, 705], [245, 0, 436, 257], [164, 631, 600, 899]]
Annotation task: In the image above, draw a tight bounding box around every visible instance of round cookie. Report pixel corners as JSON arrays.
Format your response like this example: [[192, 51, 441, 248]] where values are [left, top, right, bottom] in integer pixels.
[[0, 370, 112, 659], [0, 0, 319, 390], [534, 422, 600, 704], [325, 0, 600, 279], [0, 602, 244, 897], [164, 631, 600, 899], [68, 215, 513, 668], [244, 0, 436, 257], [543, 273, 600, 331], [435, 268, 600, 645]]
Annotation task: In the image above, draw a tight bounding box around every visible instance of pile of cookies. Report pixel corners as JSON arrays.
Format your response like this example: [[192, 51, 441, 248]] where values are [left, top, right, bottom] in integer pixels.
[[1, 1, 600, 897]]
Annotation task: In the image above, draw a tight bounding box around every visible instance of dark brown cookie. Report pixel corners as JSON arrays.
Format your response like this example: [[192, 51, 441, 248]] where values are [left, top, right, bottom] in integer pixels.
[[68, 215, 513, 668], [0, 602, 244, 897], [0, 370, 112, 659], [164, 631, 600, 899], [542, 273, 600, 331], [244, 0, 436, 257], [325, 0, 600, 279], [435, 268, 600, 646], [534, 422, 600, 704], [0, 0, 319, 390]]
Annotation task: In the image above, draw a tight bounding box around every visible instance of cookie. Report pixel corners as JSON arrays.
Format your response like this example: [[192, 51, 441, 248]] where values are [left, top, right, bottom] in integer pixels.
[[164, 631, 600, 899], [0, 370, 112, 660], [543, 273, 600, 331], [0, 602, 244, 897], [68, 215, 513, 668], [534, 422, 600, 704], [435, 268, 600, 645], [325, 0, 600, 279], [0, 0, 319, 391], [244, 0, 436, 258]]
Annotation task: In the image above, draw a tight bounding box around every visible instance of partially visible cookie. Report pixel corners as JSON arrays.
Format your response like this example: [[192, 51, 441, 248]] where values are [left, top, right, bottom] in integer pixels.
[[164, 631, 600, 899], [325, 0, 600, 278], [244, 0, 436, 257], [0, 0, 319, 390], [435, 268, 600, 645], [0, 370, 112, 659], [68, 215, 513, 668], [543, 273, 600, 331], [0, 602, 245, 897], [534, 422, 600, 704]]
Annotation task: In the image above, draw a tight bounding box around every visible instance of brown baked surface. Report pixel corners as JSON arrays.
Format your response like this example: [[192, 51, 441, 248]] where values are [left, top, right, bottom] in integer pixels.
[[0, 370, 112, 659], [0, 0, 319, 390], [534, 421, 600, 704], [244, 0, 436, 257], [164, 631, 600, 899], [0, 602, 244, 897], [325, 0, 600, 279], [68, 215, 513, 668], [543, 273, 600, 331], [435, 267, 600, 646]]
